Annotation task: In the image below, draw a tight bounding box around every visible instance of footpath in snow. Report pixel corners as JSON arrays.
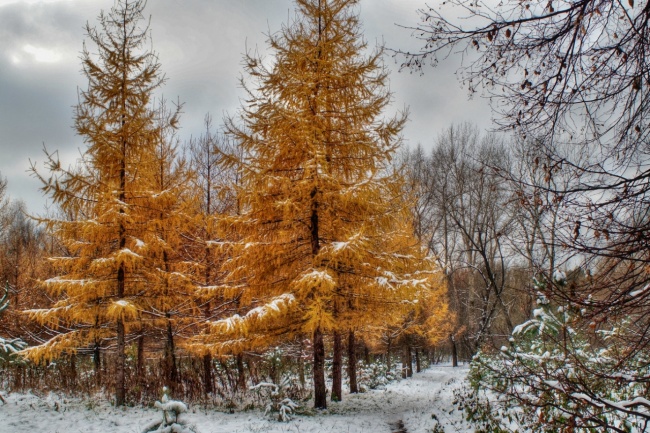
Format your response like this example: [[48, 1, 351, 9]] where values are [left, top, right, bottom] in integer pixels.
[[0, 365, 472, 433]]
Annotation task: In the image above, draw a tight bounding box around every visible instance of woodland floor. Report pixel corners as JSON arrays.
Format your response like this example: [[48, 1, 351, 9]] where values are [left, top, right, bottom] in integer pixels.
[[0, 364, 472, 433]]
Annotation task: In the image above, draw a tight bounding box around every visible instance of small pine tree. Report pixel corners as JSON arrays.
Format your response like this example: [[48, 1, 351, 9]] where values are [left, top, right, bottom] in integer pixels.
[[468, 275, 650, 432], [0, 282, 27, 362], [142, 387, 198, 433], [0, 282, 26, 404]]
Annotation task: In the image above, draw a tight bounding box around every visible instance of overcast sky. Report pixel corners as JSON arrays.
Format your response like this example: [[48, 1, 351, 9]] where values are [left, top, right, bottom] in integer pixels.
[[0, 0, 491, 214]]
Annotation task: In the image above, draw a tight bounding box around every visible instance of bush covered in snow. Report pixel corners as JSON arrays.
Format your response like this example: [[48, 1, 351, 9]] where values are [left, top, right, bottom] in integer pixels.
[[142, 387, 198, 433], [355, 359, 401, 391], [0, 282, 26, 366], [464, 276, 650, 432], [249, 381, 300, 422]]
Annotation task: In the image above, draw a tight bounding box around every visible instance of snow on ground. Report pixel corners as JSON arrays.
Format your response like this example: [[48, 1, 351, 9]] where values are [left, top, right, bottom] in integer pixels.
[[0, 365, 472, 433]]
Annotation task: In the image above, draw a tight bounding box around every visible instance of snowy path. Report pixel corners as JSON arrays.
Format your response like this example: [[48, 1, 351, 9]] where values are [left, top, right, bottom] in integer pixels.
[[0, 365, 472, 433]]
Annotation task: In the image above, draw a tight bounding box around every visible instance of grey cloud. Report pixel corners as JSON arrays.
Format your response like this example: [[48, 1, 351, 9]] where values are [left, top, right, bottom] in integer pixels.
[[0, 0, 491, 214]]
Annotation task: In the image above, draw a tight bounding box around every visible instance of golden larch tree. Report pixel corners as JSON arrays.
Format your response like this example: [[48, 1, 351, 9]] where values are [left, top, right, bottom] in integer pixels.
[[25, 0, 172, 406], [186, 116, 242, 394], [137, 100, 195, 390], [189, 0, 451, 409]]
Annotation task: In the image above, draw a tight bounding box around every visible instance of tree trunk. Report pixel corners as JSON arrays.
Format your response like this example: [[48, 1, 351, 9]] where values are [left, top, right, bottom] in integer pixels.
[[116, 92, 127, 407], [202, 297, 213, 395], [415, 348, 421, 373], [332, 330, 342, 402], [313, 327, 327, 409], [246, 357, 259, 386], [136, 333, 145, 379], [116, 314, 126, 406], [406, 345, 413, 377], [450, 334, 458, 367], [236, 353, 246, 391], [116, 257, 126, 406], [93, 341, 101, 386], [164, 316, 178, 387], [386, 339, 392, 372], [401, 345, 407, 379], [347, 330, 358, 394], [69, 353, 77, 388], [364, 344, 370, 365], [203, 353, 214, 395]]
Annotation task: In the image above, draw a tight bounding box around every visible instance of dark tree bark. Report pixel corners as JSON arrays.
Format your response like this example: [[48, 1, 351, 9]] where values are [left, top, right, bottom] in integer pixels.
[[415, 348, 421, 373], [332, 330, 342, 402], [93, 340, 101, 385], [236, 353, 246, 391], [347, 330, 358, 393], [313, 327, 327, 409], [136, 333, 145, 379], [203, 353, 214, 395], [116, 261, 126, 406], [69, 353, 77, 386], [164, 316, 178, 387], [450, 335, 458, 367]]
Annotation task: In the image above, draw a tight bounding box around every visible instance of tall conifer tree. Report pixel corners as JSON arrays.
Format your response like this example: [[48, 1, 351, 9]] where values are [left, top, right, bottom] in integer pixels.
[[26, 0, 171, 406], [186, 116, 241, 395], [139, 100, 194, 390], [190, 0, 449, 409]]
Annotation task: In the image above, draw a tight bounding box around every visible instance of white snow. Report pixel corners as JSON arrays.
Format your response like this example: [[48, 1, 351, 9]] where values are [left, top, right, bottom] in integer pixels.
[[630, 284, 650, 298], [0, 365, 472, 433], [210, 294, 296, 333], [117, 248, 141, 258], [114, 300, 132, 307]]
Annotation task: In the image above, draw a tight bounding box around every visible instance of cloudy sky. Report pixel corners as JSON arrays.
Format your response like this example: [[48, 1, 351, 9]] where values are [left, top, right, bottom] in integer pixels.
[[0, 0, 491, 214]]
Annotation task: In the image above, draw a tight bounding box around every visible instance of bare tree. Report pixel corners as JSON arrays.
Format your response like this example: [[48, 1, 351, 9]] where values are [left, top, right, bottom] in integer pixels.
[[401, 0, 650, 341], [401, 1, 650, 428], [402, 124, 522, 357]]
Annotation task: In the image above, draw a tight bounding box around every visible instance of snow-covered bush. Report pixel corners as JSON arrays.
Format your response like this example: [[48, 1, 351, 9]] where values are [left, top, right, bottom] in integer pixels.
[[0, 282, 26, 366], [0, 337, 26, 362], [142, 387, 198, 433], [356, 359, 401, 391], [465, 276, 650, 432], [249, 381, 300, 422]]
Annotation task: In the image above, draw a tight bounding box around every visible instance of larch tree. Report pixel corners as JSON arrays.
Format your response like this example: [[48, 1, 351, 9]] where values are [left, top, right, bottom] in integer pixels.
[[25, 0, 172, 406], [189, 0, 450, 409], [186, 115, 242, 395], [138, 99, 193, 390]]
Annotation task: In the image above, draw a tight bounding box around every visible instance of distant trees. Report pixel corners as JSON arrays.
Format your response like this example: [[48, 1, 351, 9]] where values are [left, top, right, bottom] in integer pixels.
[[0, 175, 49, 354], [403, 0, 650, 429], [189, 0, 451, 409], [401, 124, 533, 359]]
